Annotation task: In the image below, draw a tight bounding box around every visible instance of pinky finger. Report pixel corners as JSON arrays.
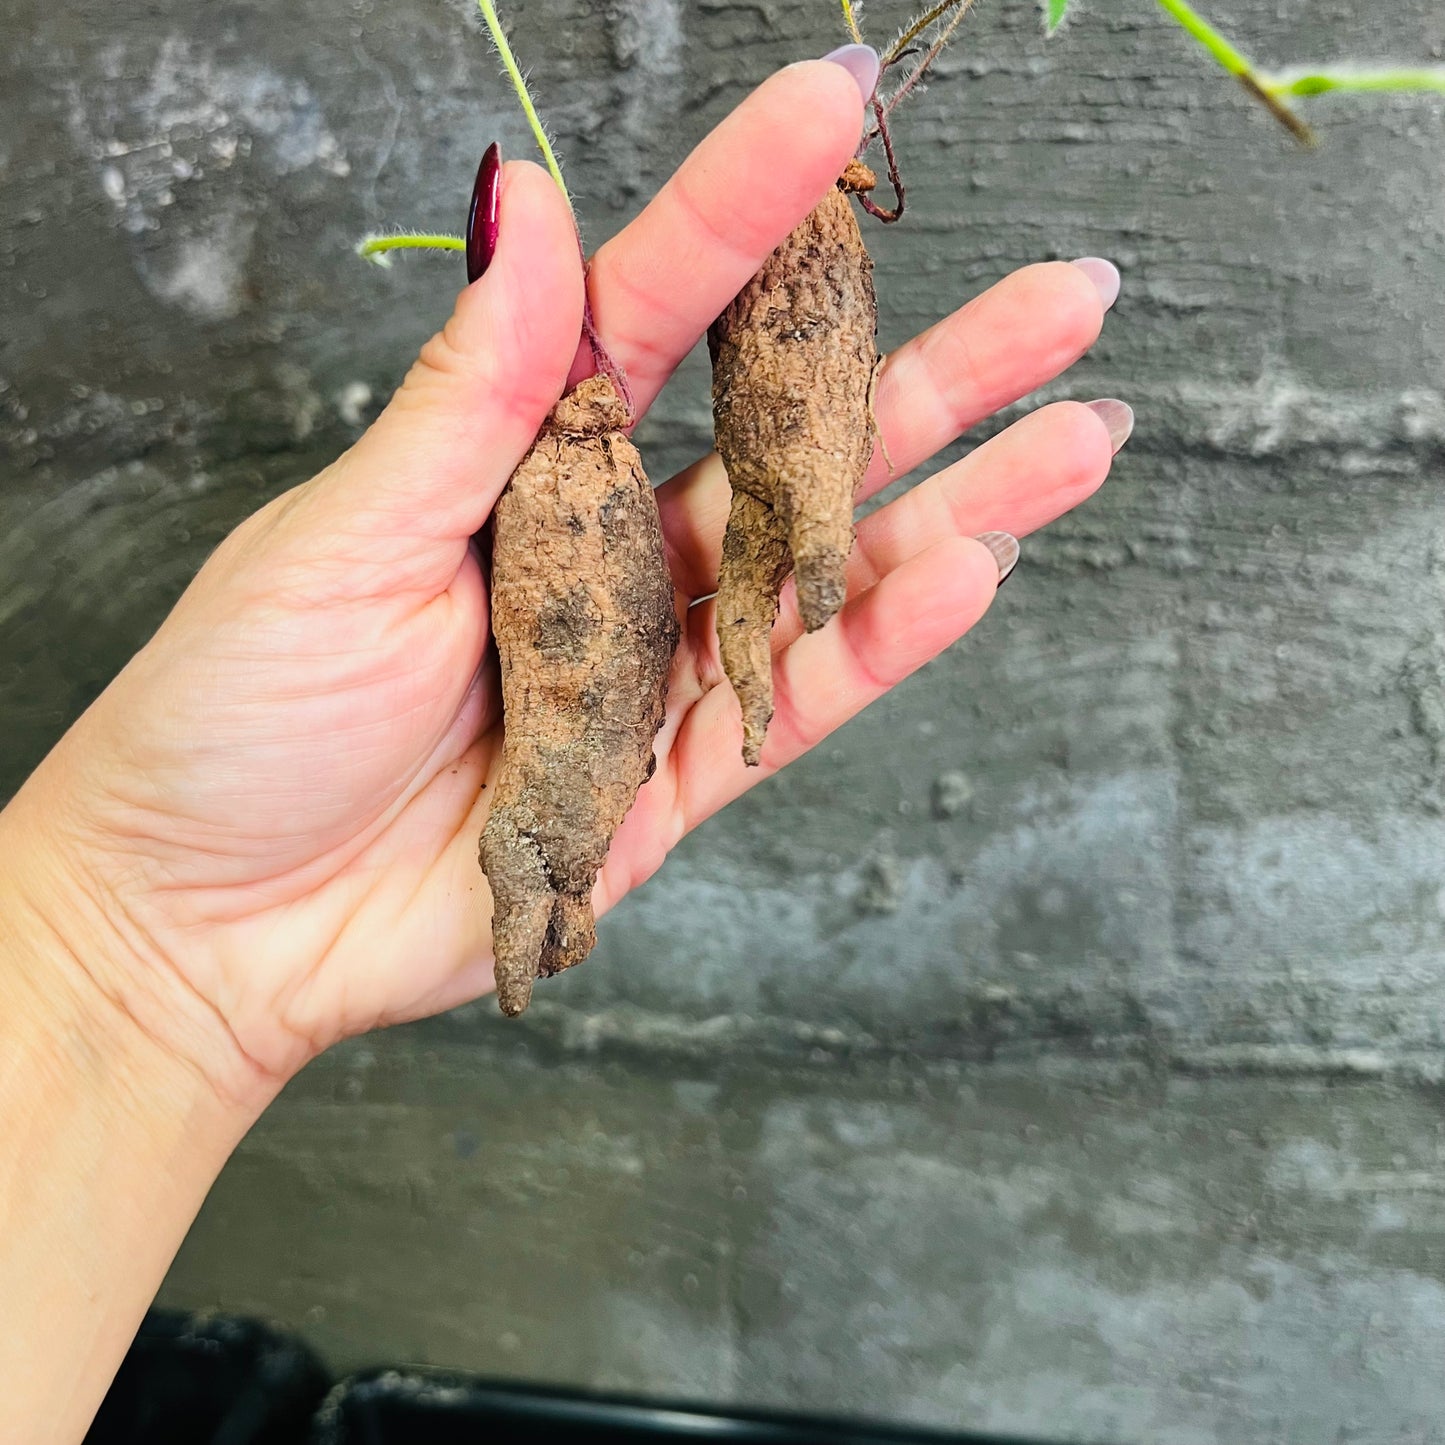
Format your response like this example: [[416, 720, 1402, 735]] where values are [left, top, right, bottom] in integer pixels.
[[764, 535, 1002, 766], [666, 534, 1003, 841]]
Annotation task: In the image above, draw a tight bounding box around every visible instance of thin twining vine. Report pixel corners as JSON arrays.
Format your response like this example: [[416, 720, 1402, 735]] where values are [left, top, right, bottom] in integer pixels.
[[357, 0, 564, 264], [845, 0, 1444, 153], [358, 0, 631, 410], [357, 0, 1445, 269]]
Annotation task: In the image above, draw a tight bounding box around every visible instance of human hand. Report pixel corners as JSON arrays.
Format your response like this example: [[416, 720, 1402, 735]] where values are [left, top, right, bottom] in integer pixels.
[[1, 54, 1125, 1106]]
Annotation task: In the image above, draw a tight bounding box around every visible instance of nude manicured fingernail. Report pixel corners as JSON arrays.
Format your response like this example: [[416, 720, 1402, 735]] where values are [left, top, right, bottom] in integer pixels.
[[1087, 398, 1134, 454], [976, 531, 1020, 587], [1071, 256, 1121, 311], [822, 43, 882, 103], [466, 141, 503, 283]]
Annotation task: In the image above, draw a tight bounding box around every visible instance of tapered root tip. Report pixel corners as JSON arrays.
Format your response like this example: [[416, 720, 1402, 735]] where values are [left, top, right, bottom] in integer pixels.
[[740, 704, 770, 767], [792, 530, 851, 635], [796, 566, 847, 633], [540, 892, 599, 976], [495, 972, 535, 1017], [481, 814, 552, 1019]]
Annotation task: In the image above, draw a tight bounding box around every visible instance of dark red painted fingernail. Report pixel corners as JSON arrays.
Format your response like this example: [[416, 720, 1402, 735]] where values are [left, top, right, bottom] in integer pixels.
[[466, 141, 502, 283]]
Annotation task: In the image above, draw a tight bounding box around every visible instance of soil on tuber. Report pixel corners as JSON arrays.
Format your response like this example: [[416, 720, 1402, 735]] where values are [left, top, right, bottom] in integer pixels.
[[480, 375, 679, 1016], [709, 159, 880, 765]]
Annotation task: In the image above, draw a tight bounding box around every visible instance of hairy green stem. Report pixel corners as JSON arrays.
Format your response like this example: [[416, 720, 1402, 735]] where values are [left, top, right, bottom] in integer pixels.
[[879, 0, 976, 119], [476, 0, 572, 211], [884, 0, 970, 67], [357, 233, 466, 266]]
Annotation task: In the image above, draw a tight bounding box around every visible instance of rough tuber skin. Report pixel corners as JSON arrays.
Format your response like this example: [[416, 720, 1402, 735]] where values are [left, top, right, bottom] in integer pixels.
[[481, 375, 679, 1016], [709, 160, 880, 765]]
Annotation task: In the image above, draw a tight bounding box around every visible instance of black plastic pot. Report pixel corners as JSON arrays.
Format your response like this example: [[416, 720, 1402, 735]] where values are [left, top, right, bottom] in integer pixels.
[[85, 1310, 329, 1445], [89, 1312, 1070, 1445], [314, 1370, 1039, 1445]]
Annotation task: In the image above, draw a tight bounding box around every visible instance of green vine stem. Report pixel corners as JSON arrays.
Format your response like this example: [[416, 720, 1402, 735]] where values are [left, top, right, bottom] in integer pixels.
[[480, 2, 634, 407], [1154, 1, 1445, 138], [356, 233, 465, 267], [354, 0, 631, 413], [352, 0, 573, 264], [475, 0, 572, 212], [1262, 66, 1445, 99], [362, 0, 1444, 268], [473, 0, 629, 410], [1152, 0, 1251, 75], [1152, 0, 1313, 143]]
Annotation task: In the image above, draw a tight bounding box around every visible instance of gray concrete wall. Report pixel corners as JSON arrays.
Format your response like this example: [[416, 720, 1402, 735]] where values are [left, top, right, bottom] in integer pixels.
[[3, 1, 1444, 1441], [165, 1036, 1445, 1445]]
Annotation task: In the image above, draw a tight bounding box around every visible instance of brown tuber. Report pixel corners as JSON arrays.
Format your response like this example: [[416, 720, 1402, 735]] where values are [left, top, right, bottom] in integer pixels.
[[709, 159, 880, 765], [480, 375, 679, 1017]]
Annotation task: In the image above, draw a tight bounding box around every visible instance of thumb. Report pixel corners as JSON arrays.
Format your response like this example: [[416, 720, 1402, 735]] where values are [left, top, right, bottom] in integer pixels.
[[329, 159, 586, 543]]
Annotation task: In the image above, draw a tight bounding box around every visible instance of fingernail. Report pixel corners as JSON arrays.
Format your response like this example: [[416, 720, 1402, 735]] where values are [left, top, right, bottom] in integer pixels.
[[466, 141, 503, 283], [1087, 398, 1134, 454], [976, 531, 1020, 587], [1071, 256, 1121, 311], [822, 43, 881, 103]]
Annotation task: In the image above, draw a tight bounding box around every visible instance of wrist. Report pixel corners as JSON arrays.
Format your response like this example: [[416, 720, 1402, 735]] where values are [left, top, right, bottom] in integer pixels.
[[0, 773, 281, 1126], [0, 787, 266, 1445], [0, 866, 258, 1163]]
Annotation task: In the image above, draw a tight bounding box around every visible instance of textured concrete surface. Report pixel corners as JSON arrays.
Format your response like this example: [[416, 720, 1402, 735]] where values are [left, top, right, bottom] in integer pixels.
[[3, 0, 1444, 1440], [161, 1034, 1445, 1444]]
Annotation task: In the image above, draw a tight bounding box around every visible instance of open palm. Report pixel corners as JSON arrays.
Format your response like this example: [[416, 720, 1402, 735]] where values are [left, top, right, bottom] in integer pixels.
[[36, 61, 1120, 1094]]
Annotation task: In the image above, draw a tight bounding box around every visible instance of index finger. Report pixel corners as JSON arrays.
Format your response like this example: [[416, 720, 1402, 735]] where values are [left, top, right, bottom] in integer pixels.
[[572, 56, 873, 412]]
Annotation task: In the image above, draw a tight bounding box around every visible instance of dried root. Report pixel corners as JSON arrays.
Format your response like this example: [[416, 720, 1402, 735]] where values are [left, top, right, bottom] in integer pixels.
[[480, 376, 679, 1016], [709, 161, 879, 765]]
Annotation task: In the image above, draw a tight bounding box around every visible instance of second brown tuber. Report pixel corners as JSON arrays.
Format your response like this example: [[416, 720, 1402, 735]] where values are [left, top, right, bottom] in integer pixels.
[[709, 160, 880, 765]]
